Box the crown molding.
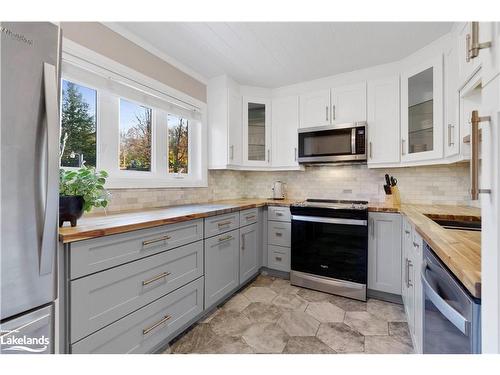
[102,22,208,85]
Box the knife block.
[389,186,401,206]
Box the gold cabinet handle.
[142,235,171,247]
[245,215,256,220]
[470,110,491,200]
[275,212,283,216]
[217,220,232,227]
[467,22,492,61]
[218,234,233,242]
[142,272,170,286]
[275,232,283,237]
[275,256,282,261]
[142,314,171,335]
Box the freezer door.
[0,304,54,354]
[1,22,61,320]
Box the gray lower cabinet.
[204,212,240,238]
[268,245,291,272]
[204,229,240,309]
[71,277,204,354]
[70,240,203,343]
[239,223,259,284]
[367,212,402,295]
[69,219,203,279]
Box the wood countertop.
[59,198,481,298]
[59,199,299,243]
[400,204,481,298]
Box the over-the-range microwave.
[297,122,367,164]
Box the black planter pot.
[59,196,84,227]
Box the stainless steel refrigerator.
[1,22,61,354]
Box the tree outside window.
[60,80,97,168]
[119,99,152,172]
[168,115,189,174]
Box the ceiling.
[109,22,453,88]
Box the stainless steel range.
[290,199,369,301]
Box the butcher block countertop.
[59,198,299,243]
[59,198,481,298]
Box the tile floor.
[165,274,413,354]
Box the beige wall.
[60,22,206,102]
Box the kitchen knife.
[385,174,391,186]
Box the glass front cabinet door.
[401,55,444,162]
[242,97,271,166]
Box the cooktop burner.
[292,199,368,211]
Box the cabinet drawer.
[268,221,291,247]
[267,245,291,272]
[71,277,204,354]
[268,206,291,222]
[204,212,240,238]
[70,219,203,279]
[240,208,258,226]
[70,241,203,343]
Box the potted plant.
[59,167,110,227]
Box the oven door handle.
[291,215,367,226]
[421,261,471,336]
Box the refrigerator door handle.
[39,62,59,276]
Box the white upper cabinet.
[271,96,299,168]
[444,42,460,158]
[331,82,367,124]
[227,90,243,165]
[401,55,444,162]
[299,89,331,128]
[299,83,366,128]
[242,96,272,167]
[458,22,499,87]
[367,76,401,166]
[207,75,242,169]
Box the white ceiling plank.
[111,22,453,88]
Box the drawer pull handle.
[275,232,283,237]
[245,215,256,220]
[142,314,171,335]
[320,264,329,269]
[404,230,410,234]
[218,234,233,242]
[275,212,284,216]
[413,241,420,248]
[142,235,171,247]
[275,256,282,261]
[217,221,232,227]
[142,272,170,286]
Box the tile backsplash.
[97,162,473,213]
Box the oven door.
[297,123,366,163]
[291,215,368,284]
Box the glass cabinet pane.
[408,67,433,154]
[247,102,266,161]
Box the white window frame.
[61,38,207,188]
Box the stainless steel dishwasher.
[422,243,481,354]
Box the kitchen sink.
[429,218,481,232]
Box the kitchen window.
[60,43,207,188]
[60,80,97,168]
[168,114,189,174]
[119,99,152,172]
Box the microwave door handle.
[421,261,470,336]
[351,128,356,154]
